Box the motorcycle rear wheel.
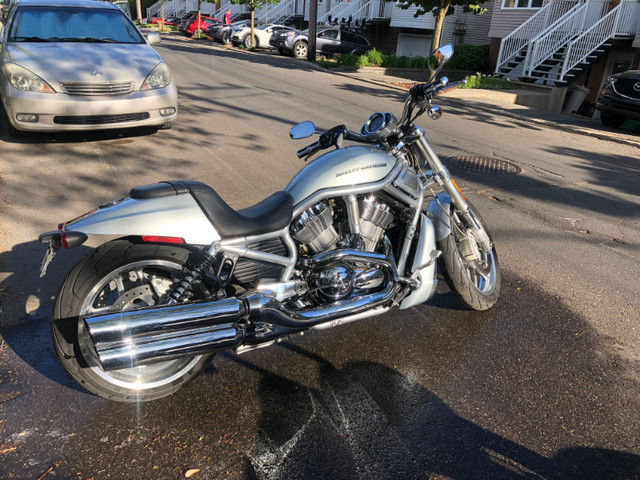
[437,202,501,311]
[52,238,213,402]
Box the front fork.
[409,127,493,253]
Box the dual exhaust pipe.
[84,250,398,371]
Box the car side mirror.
[146,32,161,45]
[427,44,454,72]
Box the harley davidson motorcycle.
[39,45,500,402]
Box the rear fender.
[48,194,221,246]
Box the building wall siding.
[487,0,551,38]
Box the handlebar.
[296,141,322,159]
[294,76,466,159]
[296,125,376,159]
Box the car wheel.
[242,34,253,48]
[600,112,626,128]
[293,41,308,59]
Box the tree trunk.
[430,1,450,53]
[196,1,202,39]
[250,8,255,48]
[427,0,450,80]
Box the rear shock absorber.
[167,248,221,304]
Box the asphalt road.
[0,36,639,480]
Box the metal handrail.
[257,0,297,24]
[523,0,609,76]
[318,0,373,25]
[496,0,578,72]
[559,0,640,81]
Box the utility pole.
[307,0,317,61]
[135,0,142,23]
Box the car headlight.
[141,63,172,90]
[3,63,55,93]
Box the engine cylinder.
[291,203,339,254]
[359,196,394,251]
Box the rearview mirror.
[290,121,316,139]
[427,44,454,72]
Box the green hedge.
[445,44,491,72]
[320,44,490,72]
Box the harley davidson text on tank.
[39,45,501,402]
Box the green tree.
[391,0,488,54]
[230,0,279,47]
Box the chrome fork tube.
[410,127,492,251]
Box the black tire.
[293,40,308,59]
[52,238,213,402]
[242,34,253,48]
[437,202,501,310]
[600,112,625,128]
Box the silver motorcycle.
[39,45,500,402]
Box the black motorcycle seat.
[130,181,294,238]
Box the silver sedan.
[0,0,178,137]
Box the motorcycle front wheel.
[51,238,213,402]
[437,201,501,311]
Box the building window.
[502,0,543,8]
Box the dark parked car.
[270,26,371,59]
[595,70,640,128]
[205,19,251,44]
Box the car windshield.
[8,6,145,43]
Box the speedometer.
[361,112,399,139]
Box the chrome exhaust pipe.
[84,298,245,371]
[84,250,398,371]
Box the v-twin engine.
[291,195,395,254]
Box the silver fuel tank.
[285,146,398,207]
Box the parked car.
[206,19,251,44]
[270,26,371,59]
[179,14,221,37]
[148,16,180,25]
[231,23,294,49]
[0,0,178,137]
[595,70,640,128]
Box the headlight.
[141,63,172,90]
[3,63,55,93]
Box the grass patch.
[460,74,515,90]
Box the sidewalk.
[340,70,640,149]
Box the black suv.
[270,26,371,59]
[595,70,640,128]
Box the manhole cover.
[445,155,521,175]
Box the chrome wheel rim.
[78,259,202,391]
[295,43,307,57]
[453,212,498,295]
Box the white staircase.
[146,0,217,19]
[496,0,640,84]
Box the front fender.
[426,192,452,242]
[59,194,221,245]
